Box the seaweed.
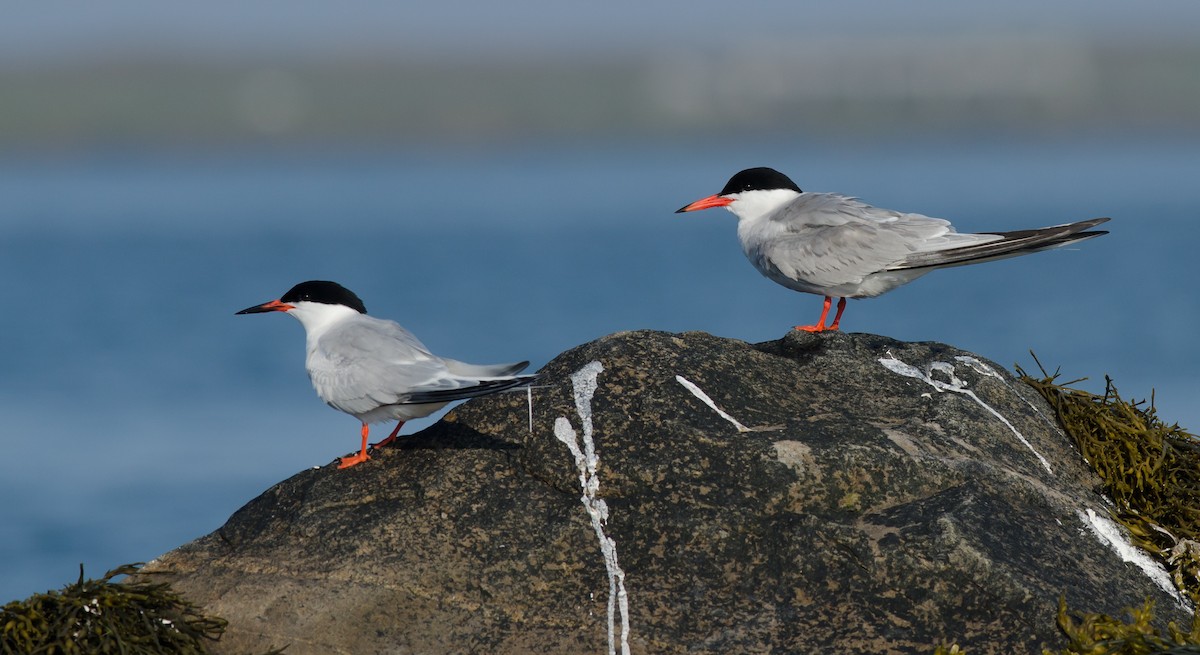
[1,563,283,655]
[1019,356,1200,605]
[1018,357,1200,654]
[932,361,1200,654]
[1046,597,1200,655]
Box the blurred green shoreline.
[4,38,1198,149]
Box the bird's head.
[675,167,803,222]
[236,280,367,332]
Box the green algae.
[1,563,283,655]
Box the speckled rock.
[141,330,1189,654]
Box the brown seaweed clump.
[0,563,283,655]
[1020,360,1200,605]
[1020,360,1200,654]
[1047,597,1200,655]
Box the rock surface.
[142,330,1189,654]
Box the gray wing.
[755,193,999,288]
[310,317,532,415]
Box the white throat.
[725,188,801,223]
[285,301,361,340]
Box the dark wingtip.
[402,375,538,404]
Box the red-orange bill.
[235,299,296,315]
[675,194,733,213]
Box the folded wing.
[311,318,534,416]
[758,193,1002,288]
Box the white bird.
[237,280,535,469]
[677,167,1109,332]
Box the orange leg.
[371,421,406,449]
[795,296,846,333]
[828,297,847,330]
[337,423,372,469]
[796,296,831,332]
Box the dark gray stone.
[142,330,1188,654]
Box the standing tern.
[677,167,1110,332]
[237,280,536,469]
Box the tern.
[677,167,1109,332]
[237,280,535,469]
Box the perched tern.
[677,167,1110,332]
[237,280,535,469]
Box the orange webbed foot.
[339,423,374,469]
[795,296,839,333]
[337,452,371,469]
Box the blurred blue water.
[1,136,1197,601]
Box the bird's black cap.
[719,167,802,195]
[280,280,368,314]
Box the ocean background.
[2,1,1199,603]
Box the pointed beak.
[235,299,295,315]
[675,194,733,213]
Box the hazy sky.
[5,1,1199,64]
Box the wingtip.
[1072,230,1109,242]
[1069,217,1111,239]
[1047,217,1111,230]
